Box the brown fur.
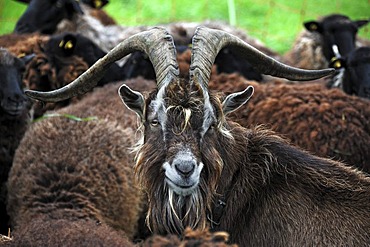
[208,73,370,172]
[1,217,133,247]
[1,221,236,247]
[7,113,142,239]
[133,79,370,246]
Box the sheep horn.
[25,27,179,102]
[189,26,334,88]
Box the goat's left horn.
[25,27,179,102]
[189,26,334,88]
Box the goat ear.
[222,86,254,115]
[304,21,322,33]
[329,57,346,69]
[118,84,145,121]
[354,19,369,29]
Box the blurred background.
[0,0,369,54]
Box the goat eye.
[150,119,160,127]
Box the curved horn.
[25,27,179,102]
[190,26,334,88]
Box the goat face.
[119,79,253,234]
[304,14,369,62]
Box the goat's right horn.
[25,27,179,102]
[190,26,334,89]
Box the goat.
[284,14,369,70]
[25,27,370,246]
[0,48,32,235]
[329,46,370,99]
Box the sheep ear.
[354,19,369,29]
[330,57,346,69]
[18,53,36,65]
[93,0,109,9]
[118,84,145,121]
[304,21,322,33]
[222,86,254,115]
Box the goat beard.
[146,182,211,235]
[135,144,223,236]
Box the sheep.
[283,14,369,70]
[0,48,32,235]
[6,111,144,240]
[25,27,370,246]
[1,217,134,247]
[13,0,113,34]
[328,46,370,99]
[0,31,128,118]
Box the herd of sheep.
[0,0,369,246]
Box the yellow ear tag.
[333,60,342,68]
[94,0,103,8]
[64,40,74,49]
[18,53,26,58]
[59,40,65,48]
[310,24,317,31]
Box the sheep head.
[304,14,369,62]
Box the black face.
[304,14,369,62]
[342,47,370,99]
[0,61,28,117]
[14,0,83,34]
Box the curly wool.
[7,114,143,239]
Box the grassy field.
[0,0,369,54]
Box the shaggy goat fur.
[208,73,370,172]
[121,77,370,246]
[7,113,143,240]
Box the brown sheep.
[1,217,133,247]
[7,113,143,240]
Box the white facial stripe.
[201,91,215,138]
[151,86,168,141]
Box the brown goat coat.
[208,73,370,172]
[128,78,370,246]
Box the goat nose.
[174,160,195,177]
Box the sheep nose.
[174,160,195,178]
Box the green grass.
[0,0,369,54]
